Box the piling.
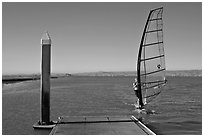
[33,32,56,129]
[40,32,51,124]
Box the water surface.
[2,76,202,134]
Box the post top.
[41,31,51,45]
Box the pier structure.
[50,116,155,135]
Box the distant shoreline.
[2,76,58,84]
[2,70,202,84]
[2,78,39,84]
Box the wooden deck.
[49,116,155,135]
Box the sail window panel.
[147,21,158,32]
[142,82,165,92]
[144,91,161,99]
[141,45,165,60]
[144,69,165,77]
[141,44,164,60]
[143,87,163,102]
[156,20,163,30]
[140,75,164,102]
[141,62,165,74]
[140,75,164,104]
[157,33,164,43]
[144,32,163,45]
[144,93,162,103]
[150,12,157,19]
[151,8,163,19]
[148,13,163,30]
[141,58,165,73]
[141,80,166,91]
[140,75,165,84]
[146,21,163,33]
[160,54,166,71]
[140,57,165,78]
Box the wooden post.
[33,32,55,129]
[40,32,51,124]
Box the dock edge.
[131,116,156,135]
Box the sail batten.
[141,55,164,61]
[150,7,163,11]
[146,29,162,33]
[142,80,166,84]
[143,41,163,47]
[149,18,162,21]
[142,81,166,90]
[140,68,165,76]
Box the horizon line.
[2,69,202,75]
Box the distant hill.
[165,70,202,77]
[73,71,136,77]
[73,70,202,77]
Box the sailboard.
[135,7,167,109]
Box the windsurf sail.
[136,7,167,108]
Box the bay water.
[2,76,202,134]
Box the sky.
[2,2,202,74]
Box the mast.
[137,8,163,108]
